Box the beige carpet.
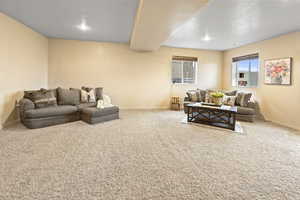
[0,110,300,200]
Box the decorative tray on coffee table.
[201,102,222,107]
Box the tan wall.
[223,32,300,130]
[1,12,299,130]
[48,39,223,109]
[0,13,48,128]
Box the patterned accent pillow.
[81,90,89,103]
[81,86,93,92]
[29,89,57,108]
[223,95,236,106]
[186,90,199,102]
[88,89,96,103]
[81,87,96,103]
[197,89,207,102]
[236,92,252,107]
[224,90,237,96]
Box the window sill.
[172,83,197,85]
[233,86,258,89]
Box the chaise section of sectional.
[81,106,119,124]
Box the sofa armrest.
[247,100,257,110]
[19,98,35,121]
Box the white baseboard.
[266,119,300,131]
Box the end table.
[171,96,181,110]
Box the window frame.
[171,58,198,85]
[231,54,260,88]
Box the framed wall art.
[264,57,292,85]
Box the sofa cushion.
[76,102,97,111]
[237,106,255,115]
[57,87,80,105]
[70,88,81,97]
[95,87,103,100]
[81,106,119,118]
[25,105,78,119]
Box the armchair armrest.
[19,98,35,121]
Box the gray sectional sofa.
[183,89,258,122]
[19,87,119,129]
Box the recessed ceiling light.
[76,19,91,32]
[202,33,211,41]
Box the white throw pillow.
[97,100,105,109]
[81,90,88,103]
[103,95,111,104]
[88,89,96,103]
[97,94,114,109]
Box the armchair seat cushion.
[25,105,78,119]
[237,106,255,115]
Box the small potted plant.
[211,92,224,105]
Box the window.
[232,53,259,87]
[172,56,197,84]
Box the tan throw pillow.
[223,95,236,106]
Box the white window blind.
[232,54,259,87]
[172,56,198,84]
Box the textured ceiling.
[1,0,300,50]
[0,0,139,43]
[164,0,300,50]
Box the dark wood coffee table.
[186,103,237,131]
